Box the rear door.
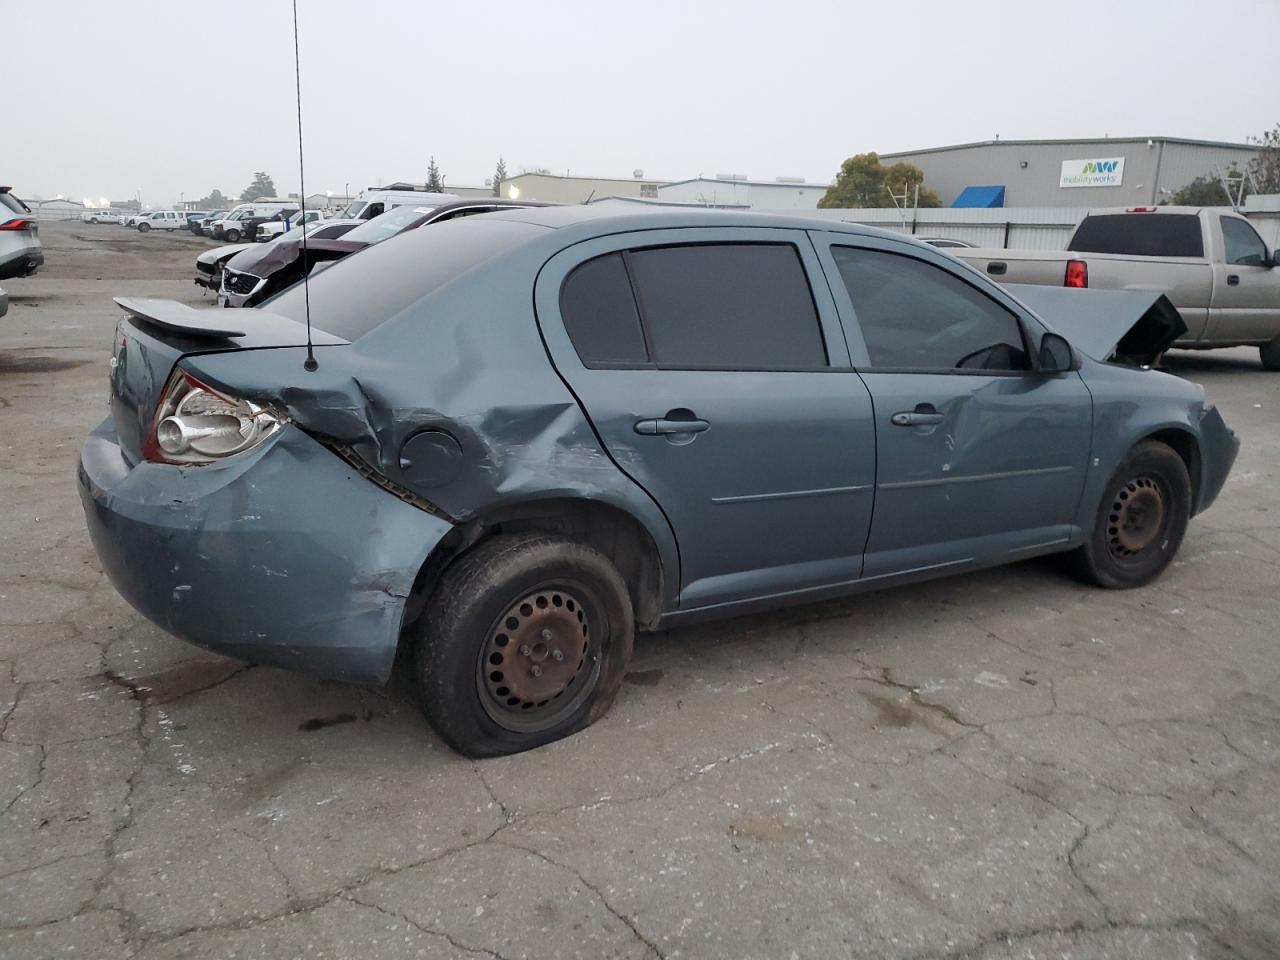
[535,227,877,611]
[1206,214,1280,343]
[815,233,1092,577]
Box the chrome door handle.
[891,407,945,427]
[634,418,710,436]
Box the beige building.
[499,172,667,204]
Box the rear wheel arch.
[406,498,667,636]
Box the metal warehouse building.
[882,137,1259,208]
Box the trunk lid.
[108,298,346,463]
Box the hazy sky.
[10,0,1277,206]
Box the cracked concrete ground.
[2,221,1278,959]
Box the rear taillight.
[0,218,35,231]
[1065,259,1089,288]
[144,369,285,465]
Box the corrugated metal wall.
[806,207,1083,249]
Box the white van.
[137,211,188,232]
[339,187,457,221]
[209,200,299,243]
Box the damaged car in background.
[79,208,1237,757]
[219,199,550,308]
[194,219,354,295]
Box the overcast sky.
[10,0,1277,206]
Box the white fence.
[803,207,1083,250]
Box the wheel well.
[1143,428,1201,511]
[406,499,666,632]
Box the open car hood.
[197,242,254,267]
[1005,284,1187,366]
[225,238,366,276]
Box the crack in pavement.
[341,894,517,960]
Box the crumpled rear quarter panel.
[79,420,451,683]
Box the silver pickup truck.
[953,206,1280,369]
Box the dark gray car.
[79,207,1238,756]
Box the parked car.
[0,187,43,280]
[339,187,458,221]
[191,210,227,236]
[219,200,546,307]
[183,211,211,228]
[219,219,359,306]
[80,208,1238,757]
[209,201,298,243]
[920,237,977,249]
[193,241,254,291]
[82,209,125,225]
[254,209,325,242]
[137,210,190,232]
[953,206,1280,369]
[125,213,151,228]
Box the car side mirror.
[1038,332,1075,374]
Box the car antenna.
[291,0,317,372]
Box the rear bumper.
[78,419,454,684]
[0,247,43,280]
[1194,405,1239,515]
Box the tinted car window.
[560,253,649,366]
[268,218,541,340]
[1221,216,1268,267]
[626,244,826,369]
[832,246,1029,372]
[1,192,30,215]
[1068,214,1204,257]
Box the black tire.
[1260,336,1280,371]
[224,229,240,243]
[137,222,150,233]
[413,535,634,757]
[1068,439,1191,589]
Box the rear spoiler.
[1005,285,1186,366]
[113,297,347,345]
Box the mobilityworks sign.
[1060,157,1125,188]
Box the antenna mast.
[292,0,317,372]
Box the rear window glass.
[266,218,540,340]
[1,192,29,215]
[560,253,649,365]
[626,244,827,369]
[1068,214,1204,258]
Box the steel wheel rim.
[476,581,601,733]
[1107,475,1167,562]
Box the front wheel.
[1067,439,1191,589]
[413,535,634,757]
[224,229,240,243]
[1260,336,1280,371]
[137,223,151,232]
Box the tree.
[492,155,507,197]
[195,188,228,209]
[239,172,276,202]
[818,152,941,209]
[1248,121,1280,193]
[426,157,445,193]
[1167,173,1236,206]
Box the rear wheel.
[1068,439,1191,588]
[1260,336,1280,371]
[413,535,634,757]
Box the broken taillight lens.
[1064,259,1089,288]
[144,369,285,465]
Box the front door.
[1206,214,1280,344]
[815,235,1093,578]
[535,228,877,611]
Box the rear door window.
[1068,213,1204,257]
[559,253,649,366]
[1221,216,1268,266]
[626,244,827,369]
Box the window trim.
[564,239,833,373]
[817,235,1041,377]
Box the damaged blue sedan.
[79,207,1239,756]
